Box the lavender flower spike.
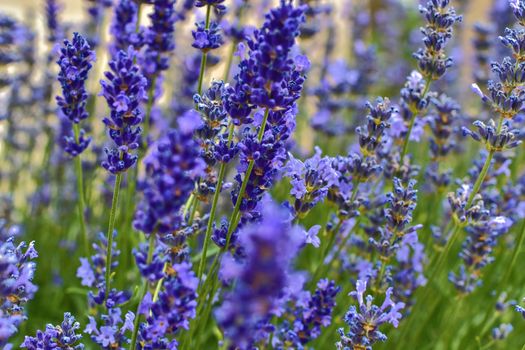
[100,47,147,174]
[337,280,405,349]
[133,110,205,236]
[0,236,38,348]
[56,33,95,156]
[21,313,84,349]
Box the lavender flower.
[414,0,462,80]
[76,232,127,307]
[223,0,306,124]
[472,23,493,87]
[284,147,337,218]
[356,98,396,156]
[45,0,62,44]
[85,309,135,349]
[491,323,513,340]
[392,235,426,306]
[193,80,234,165]
[133,111,205,236]
[77,232,134,349]
[385,178,419,238]
[462,119,521,151]
[337,280,404,349]
[228,1,308,217]
[276,279,340,348]
[56,33,95,156]
[449,205,512,293]
[517,299,525,319]
[0,235,37,348]
[84,0,113,48]
[110,0,143,56]
[215,203,303,349]
[100,47,147,174]
[192,21,224,52]
[21,313,84,349]
[137,262,198,348]
[141,0,177,83]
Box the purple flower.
[100,47,147,174]
[413,0,462,80]
[215,202,303,349]
[517,299,525,319]
[195,0,226,13]
[109,0,143,56]
[138,262,198,347]
[337,280,405,349]
[462,119,521,151]
[275,279,340,348]
[140,0,177,88]
[22,313,84,349]
[223,0,306,123]
[192,21,223,52]
[77,257,95,287]
[304,225,321,248]
[0,236,38,347]
[450,200,513,294]
[56,33,95,156]
[284,147,337,217]
[45,0,62,43]
[133,114,205,236]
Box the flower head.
[337,280,404,349]
[133,112,205,236]
[22,313,84,349]
[56,33,95,156]
[100,47,147,174]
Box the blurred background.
[0,0,491,84]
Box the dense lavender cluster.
[215,203,303,349]
[133,111,205,236]
[5,0,525,349]
[0,233,37,348]
[22,313,84,349]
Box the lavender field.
[1,0,524,349]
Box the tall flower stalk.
[100,47,147,295]
[55,33,95,255]
[399,0,462,161]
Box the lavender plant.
[4,0,525,349]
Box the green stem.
[466,149,496,208]
[197,53,208,96]
[502,218,525,287]
[310,219,343,286]
[129,234,156,350]
[105,173,123,296]
[152,262,168,302]
[197,122,235,282]
[400,79,431,161]
[224,108,270,249]
[196,5,212,95]
[223,42,236,82]
[73,124,89,256]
